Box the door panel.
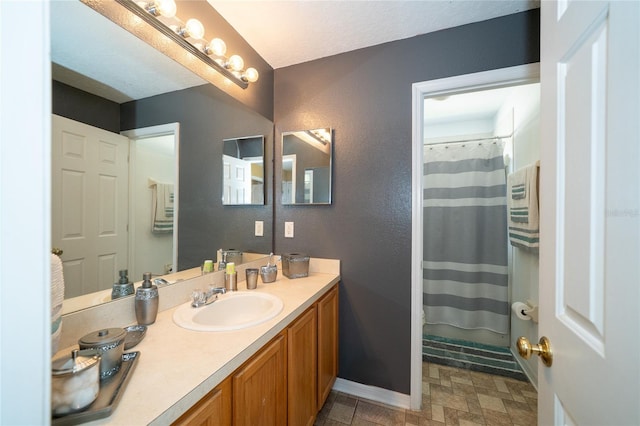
[539,1,639,424]
[52,115,129,298]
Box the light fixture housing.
[100,0,257,89]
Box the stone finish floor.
[315,362,537,426]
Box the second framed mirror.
[223,135,265,205]
[281,128,333,205]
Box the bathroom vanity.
[57,258,340,425]
[174,284,338,426]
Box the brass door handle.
[516,336,553,367]
[52,248,63,256]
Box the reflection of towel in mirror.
[507,162,539,252]
[151,182,174,233]
[51,253,65,354]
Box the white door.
[222,154,251,204]
[538,1,639,424]
[51,115,129,298]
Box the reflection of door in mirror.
[52,116,178,299]
[282,155,297,204]
[52,115,129,299]
[304,167,331,204]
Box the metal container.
[135,272,159,325]
[259,265,278,283]
[52,349,100,415]
[78,328,126,379]
[111,269,134,299]
[281,253,310,279]
[245,268,259,289]
[221,249,243,265]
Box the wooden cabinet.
[172,377,231,426]
[317,285,339,410]
[287,306,317,426]
[232,333,287,426]
[178,284,339,425]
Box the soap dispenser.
[111,269,134,299]
[135,272,158,325]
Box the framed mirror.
[281,128,333,205]
[52,1,273,314]
[222,135,265,205]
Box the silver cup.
[246,268,259,289]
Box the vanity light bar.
[111,0,256,89]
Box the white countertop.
[78,267,340,425]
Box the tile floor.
[315,362,537,426]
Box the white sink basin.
[173,292,284,332]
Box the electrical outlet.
[254,220,264,237]
[284,221,294,238]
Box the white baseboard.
[510,348,538,391]
[332,378,411,410]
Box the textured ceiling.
[207,0,540,69]
[51,1,540,103]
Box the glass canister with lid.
[51,349,100,416]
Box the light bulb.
[146,0,176,18]
[156,0,176,18]
[184,18,205,39]
[227,55,244,72]
[243,67,259,83]
[207,38,227,56]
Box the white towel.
[507,162,539,252]
[51,253,65,354]
[150,181,174,233]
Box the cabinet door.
[317,285,339,410]
[172,377,231,426]
[233,333,287,426]
[288,306,317,426]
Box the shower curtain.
[423,140,509,334]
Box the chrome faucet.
[191,286,226,308]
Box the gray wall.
[52,80,120,133]
[274,10,540,394]
[120,84,274,270]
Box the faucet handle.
[191,289,206,307]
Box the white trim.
[410,63,540,410]
[510,348,539,392]
[122,123,180,273]
[332,378,411,410]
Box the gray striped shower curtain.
[423,140,509,334]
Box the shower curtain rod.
[425,133,513,147]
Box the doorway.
[122,123,180,281]
[410,64,540,409]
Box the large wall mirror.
[222,136,265,205]
[51,1,273,313]
[282,128,333,205]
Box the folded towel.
[51,253,65,354]
[507,162,539,252]
[150,181,174,233]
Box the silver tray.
[52,351,140,426]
